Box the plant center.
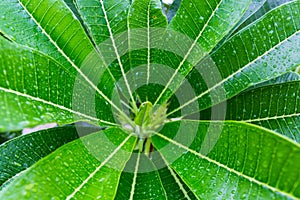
[119,101,168,156]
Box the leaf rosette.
[0,0,300,199]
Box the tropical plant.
[0,0,300,199]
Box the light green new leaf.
[152,120,300,199]
[0,128,136,199]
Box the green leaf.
[0,0,95,69]
[213,0,267,50]
[115,153,167,199]
[152,152,198,199]
[233,0,267,30]
[116,150,192,199]
[134,101,153,126]
[127,0,168,98]
[1,0,300,198]
[226,82,300,142]
[152,120,300,199]
[245,71,300,91]
[0,0,68,67]
[0,0,128,131]
[169,0,251,52]
[199,81,300,142]
[155,0,252,105]
[130,0,167,29]
[0,125,100,187]
[74,0,139,114]
[74,0,132,85]
[231,0,295,37]
[63,0,88,34]
[168,1,300,116]
[75,0,131,45]
[0,127,136,199]
[0,37,108,131]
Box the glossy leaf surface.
[153,120,300,199]
[0,128,136,199]
[0,0,299,199]
[0,126,100,186]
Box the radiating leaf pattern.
[0,0,300,199]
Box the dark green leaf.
[169,1,300,116]
[226,82,300,142]
[200,81,300,142]
[152,151,198,199]
[115,153,167,199]
[231,0,295,37]
[0,0,95,69]
[0,125,99,187]
[155,0,252,105]
[0,127,136,199]
[246,71,300,90]
[0,37,107,131]
[153,120,300,199]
